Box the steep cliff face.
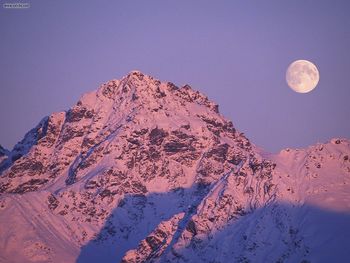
[0,72,349,263]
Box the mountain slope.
[0,145,9,165]
[0,71,349,263]
[120,139,350,263]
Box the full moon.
[286,60,319,93]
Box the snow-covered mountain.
[0,71,349,263]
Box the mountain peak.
[1,72,349,263]
[76,71,220,120]
[129,69,142,74]
[128,70,145,77]
[0,71,236,191]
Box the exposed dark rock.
[167,82,179,91]
[131,181,147,194]
[101,81,119,99]
[0,182,10,193]
[9,160,44,177]
[264,182,274,195]
[223,120,236,134]
[48,194,59,210]
[145,231,166,251]
[61,126,85,143]
[249,158,262,174]
[234,205,246,216]
[66,107,94,123]
[227,151,244,165]
[186,220,197,236]
[148,147,161,161]
[181,124,190,130]
[99,189,117,199]
[171,130,194,140]
[11,179,49,194]
[197,115,237,137]
[164,141,191,153]
[198,115,223,128]
[85,180,100,189]
[207,144,229,162]
[149,128,168,145]
[133,128,149,137]
[155,86,166,98]
[244,186,254,194]
[131,93,139,101]
[127,137,140,145]
[130,71,144,80]
[81,137,96,149]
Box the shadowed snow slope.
[0,71,349,263]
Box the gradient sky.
[1,0,349,153]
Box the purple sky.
[1,1,349,153]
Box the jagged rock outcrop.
[121,213,185,263]
[0,71,349,263]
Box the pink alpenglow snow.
[0,71,349,263]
